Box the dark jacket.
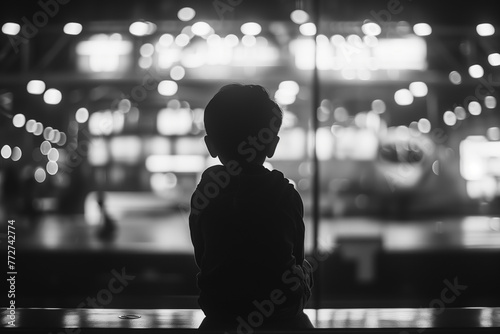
[189,164,312,321]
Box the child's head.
[204,84,283,167]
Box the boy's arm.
[189,191,204,268]
[291,189,314,295]
[291,189,306,265]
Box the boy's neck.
[237,162,268,175]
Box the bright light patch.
[43,88,62,105]
[11,147,22,161]
[362,22,381,36]
[178,7,195,21]
[175,34,190,47]
[443,110,457,126]
[109,136,142,164]
[241,22,261,36]
[454,106,467,120]
[417,118,431,133]
[75,107,89,123]
[157,108,192,135]
[485,96,497,109]
[1,145,12,159]
[290,10,309,24]
[35,168,46,183]
[299,23,316,36]
[359,69,371,80]
[192,22,211,36]
[449,71,462,85]
[316,127,335,160]
[488,53,500,66]
[487,127,500,141]
[43,127,54,141]
[372,37,427,70]
[341,69,356,80]
[51,130,61,144]
[63,22,82,35]
[224,34,239,47]
[468,101,482,115]
[432,160,439,175]
[334,128,378,160]
[476,23,495,36]
[409,81,428,97]
[181,27,194,40]
[76,36,133,72]
[468,64,484,78]
[334,107,349,122]
[12,114,26,128]
[48,148,60,162]
[89,110,115,136]
[146,155,205,173]
[2,22,20,35]
[170,65,185,80]
[354,112,367,128]
[279,81,300,95]
[88,138,109,166]
[150,172,178,193]
[138,56,153,69]
[274,90,296,105]
[140,43,155,57]
[242,35,256,47]
[371,99,386,114]
[413,23,432,36]
[270,128,306,160]
[27,80,46,95]
[394,89,414,106]
[57,133,67,146]
[26,119,36,132]
[159,34,174,47]
[330,34,345,46]
[46,161,58,175]
[40,141,52,155]
[129,21,156,36]
[460,136,500,185]
[363,35,378,47]
[158,80,178,96]
[207,34,222,46]
[34,122,43,136]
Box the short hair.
[204,84,283,164]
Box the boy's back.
[189,84,313,329]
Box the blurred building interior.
[0,0,499,310]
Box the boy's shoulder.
[198,164,238,187]
[200,164,227,179]
[191,164,303,216]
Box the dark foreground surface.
[1,307,500,333]
[3,214,499,309]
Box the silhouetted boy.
[189,84,313,330]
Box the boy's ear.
[266,136,280,158]
[204,136,218,158]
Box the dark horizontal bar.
[1,307,499,332]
